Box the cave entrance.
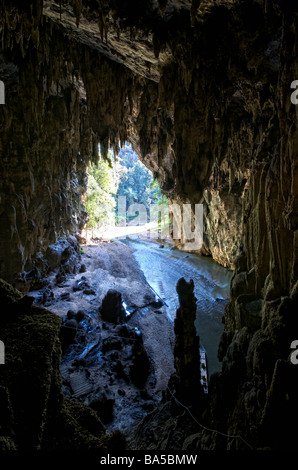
[26,142,231,432]
[80,142,231,379]
[83,142,169,242]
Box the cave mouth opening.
[82,142,169,243]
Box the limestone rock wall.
[0,0,298,451]
[0,5,144,285]
[0,279,126,450]
[0,12,87,284]
[212,4,298,450]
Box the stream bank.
[29,231,232,435]
[31,239,175,433]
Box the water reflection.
[121,238,233,376]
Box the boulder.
[89,394,115,424]
[73,276,90,292]
[46,239,69,271]
[100,289,126,324]
[174,278,202,405]
[129,339,150,388]
[60,318,78,352]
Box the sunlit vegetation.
[83,143,168,236]
[84,158,117,234]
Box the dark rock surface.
[127,277,206,450]
[100,289,126,324]
[173,278,202,406]
[0,0,298,452]
[28,241,175,434]
[0,278,126,451]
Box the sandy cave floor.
[30,239,175,434]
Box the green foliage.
[84,154,117,232]
[116,145,168,223]
[83,143,169,232]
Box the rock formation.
[0,0,298,451]
[100,289,126,324]
[0,279,126,450]
[173,278,202,405]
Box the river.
[120,237,233,377]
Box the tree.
[84,155,117,235]
[83,143,169,234]
[115,145,169,223]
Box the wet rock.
[73,276,90,292]
[67,310,76,320]
[55,267,67,285]
[75,310,86,322]
[60,318,78,352]
[79,264,87,273]
[113,360,129,383]
[102,337,123,353]
[152,299,163,308]
[100,289,126,324]
[141,402,154,412]
[72,357,86,368]
[174,278,202,406]
[60,292,71,301]
[83,288,96,295]
[89,395,115,424]
[129,339,150,388]
[46,239,69,271]
[41,287,55,306]
[115,323,140,340]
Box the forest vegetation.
[83,143,168,235]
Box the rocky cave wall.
[1,0,283,281]
[0,0,298,451]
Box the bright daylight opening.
[82,142,169,242]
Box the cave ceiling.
[42,0,231,81]
[42,0,173,82]
[1,0,295,283]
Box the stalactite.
[1,0,298,451]
[191,0,201,25]
[152,33,161,59]
[71,0,82,28]
[157,0,168,16]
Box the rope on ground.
[159,367,254,451]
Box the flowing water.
[120,237,233,377]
